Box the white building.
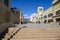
[30,13,38,23]
[37,7,43,23]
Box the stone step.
[10,28,60,40]
[11,38,60,40]
[2,27,20,40]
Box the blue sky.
[11,0,53,19]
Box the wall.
[0,0,20,24]
[52,1,60,25]
[43,7,52,24]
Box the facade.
[20,10,24,24]
[0,0,11,23]
[52,0,60,25]
[32,15,37,23]
[30,14,38,23]
[37,7,43,23]
[11,8,20,24]
[0,0,22,39]
[43,7,53,24]
[0,0,20,24]
[43,0,60,25]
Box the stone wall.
[0,1,20,24]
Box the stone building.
[37,7,43,23]
[30,13,38,23]
[20,10,24,24]
[0,0,21,39]
[0,0,20,24]
[10,8,20,24]
[0,0,11,23]
[43,7,53,24]
[52,0,60,25]
[43,0,60,25]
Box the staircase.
[10,28,60,40]
[2,27,20,40]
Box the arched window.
[56,10,60,15]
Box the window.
[44,15,47,18]
[56,18,60,22]
[56,10,60,15]
[48,13,53,17]
[44,20,47,23]
[48,19,53,22]
[4,0,9,6]
[39,8,42,11]
[41,17,43,19]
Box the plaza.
[0,0,60,40]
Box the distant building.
[38,7,43,15]
[20,10,24,24]
[30,13,38,23]
[32,14,37,23]
[24,19,30,24]
[37,7,43,23]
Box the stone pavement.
[17,23,60,28]
[10,28,60,40]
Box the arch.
[56,9,60,15]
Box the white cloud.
[23,14,30,19]
[30,13,37,18]
[31,13,37,17]
[23,13,37,19]
[24,14,27,17]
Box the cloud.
[23,13,37,19]
[24,14,27,17]
[23,14,30,19]
[31,13,37,17]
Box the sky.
[11,0,53,19]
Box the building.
[20,10,24,24]
[30,13,38,23]
[11,8,20,24]
[43,0,60,25]
[0,0,11,23]
[32,14,37,23]
[24,19,30,24]
[37,7,43,23]
[0,0,20,24]
[43,7,53,24]
[0,0,21,39]
[52,0,60,25]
